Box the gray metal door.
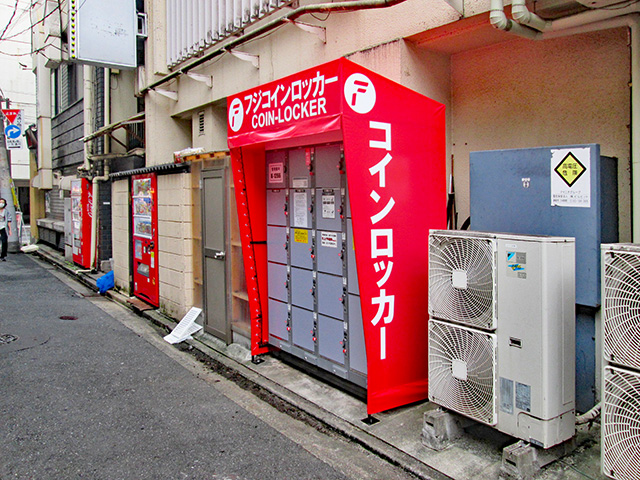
[202,168,230,342]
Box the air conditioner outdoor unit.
[428,230,576,449]
[601,244,640,480]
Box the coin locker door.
[290,227,313,270]
[267,225,288,264]
[268,262,288,303]
[292,306,315,353]
[266,189,287,226]
[314,144,342,189]
[291,188,313,230]
[269,298,289,342]
[316,231,343,276]
[347,219,359,295]
[289,148,313,189]
[348,294,367,375]
[316,188,343,232]
[291,267,314,311]
[319,314,345,365]
[266,150,287,189]
[317,272,345,320]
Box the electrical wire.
[0,0,21,41]
[310,11,331,21]
[0,1,60,43]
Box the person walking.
[0,197,12,261]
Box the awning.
[109,161,190,179]
[83,112,145,150]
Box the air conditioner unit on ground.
[428,230,576,449]
[601,244,640,480]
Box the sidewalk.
[30,245,605,480]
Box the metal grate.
[603,249,640,370]
[198,111,205,136]
[428,319,497,425]
[429,233,497,330]
[602,366,640,480]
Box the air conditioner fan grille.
[602,366,640,480]
[603,250,640,370]
[428,319,497,425]
[429,235,495,330]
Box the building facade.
[31,0,634,413]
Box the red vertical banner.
[231,145,270,355]
[341,61,447,414]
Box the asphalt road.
[0,253,415,480]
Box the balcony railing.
[166,0,288,68]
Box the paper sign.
[320,231,338,248]
[294,228,309,244]
[164,307,203,344]
[268,163,284,184]
[322,193,336,219]
[551,147,591,208]
[293,190,308,228]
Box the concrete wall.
[450,28,631,240]
[134,0,633,319]
[112,179,130,294]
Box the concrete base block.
[421,409,473,451]
[499,438,577,480]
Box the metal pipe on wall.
[491,1,640,241]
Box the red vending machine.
[132,173,159,306]
[71,178,93,268]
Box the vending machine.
[71,178,93,268]
[131,173,159,306]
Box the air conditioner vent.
[603,249,640,370]
[428,319,497,425]
[602,366,640,480]
[429,233,496,330]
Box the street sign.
[2,109,23,150]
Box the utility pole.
[0,99,20,253]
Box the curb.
[31,248,450,480]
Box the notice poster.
[550,147,591,208]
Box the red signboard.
[228,58,446,414]
[2,109,20,124]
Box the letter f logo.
[344,73,376,114]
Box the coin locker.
[266,144,366,387]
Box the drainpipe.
[489,0,540,39]
[511,0,550,32]
[82,66,93,172]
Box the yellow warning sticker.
[294,229,309,244]
[554,152,586,188]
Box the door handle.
[214,251,226,260]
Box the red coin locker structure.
[71,178,93,269]
[227,58,446,414]
[132,173,159,307]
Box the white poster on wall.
[550,147,591,208]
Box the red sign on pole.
[2,109,20,124]
[228,58,446,414]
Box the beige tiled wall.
[157,172,195,318]
[111,179,130,294]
